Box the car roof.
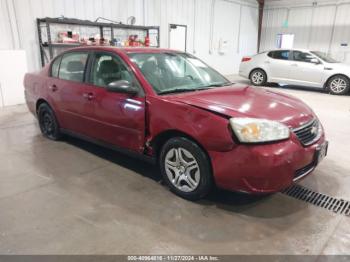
[68,46,184,54]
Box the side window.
[51,57,61,78]
[272,50,290,60]
[90,53,135,87]
[59,52,88,82]
[292,51,315,63]
[267,51,274,58]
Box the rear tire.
[38,103,62,140]
[159,137,213,201]
[327,75,350,95]
[250,69,267,86]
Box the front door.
[288,51,325,88]
[83,52,146,153]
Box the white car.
[239,49,350,95]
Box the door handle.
[49,85,58,92]
[264,61,270,64]
[290,64,298,67]
[83,92,94,101]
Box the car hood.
[166,84,315,128]
[325,62,350,73]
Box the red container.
[145,36,150,47]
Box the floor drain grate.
[282,184,350,217]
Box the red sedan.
[24,47,328,200]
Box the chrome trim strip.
[293,166,315,182]
[292,118,315,132]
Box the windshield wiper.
[157,82,233,95]
[158,88,199,95]
[202,82,233,88]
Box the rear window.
[59,52,89,82]
[268,50,290,60]
[51,57,61,78]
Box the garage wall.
[0,0,258,75]
[0,0,14,50]
[261,0,350,64]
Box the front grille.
[294,161,315,181]
[293,119,320,146]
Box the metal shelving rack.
[37,17,160,67]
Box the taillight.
[242,57,252,62]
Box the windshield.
[311,51,339,63]
[128,52,231,94]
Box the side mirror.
[106,80,138,95]
[311,58,321,65]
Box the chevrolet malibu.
[24,47,328,200]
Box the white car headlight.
[229,118,290,143]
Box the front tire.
[38,103,62,140]
[159,137,213,201]
[327,75,350,95]
[250,69,267,86]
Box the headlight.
[229,118,290,143]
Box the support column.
[257,0,264,52]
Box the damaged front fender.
[146,96,236,154]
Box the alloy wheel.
[330,78,347,94]
[252,71,264,85]
[164,147,200,193]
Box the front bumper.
[209,133,326,194]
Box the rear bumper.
[238,70,249,79]
[209,134,326,194]
[24,90,36,116]
[238,63,251,79]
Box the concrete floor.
[0,76,349,255]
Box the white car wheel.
[250,69,267,86]
[328,76,350,95]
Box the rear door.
[267,50,293,83]
[83,51,146,152]
[288,51,324,87]
[53,51,97,135]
